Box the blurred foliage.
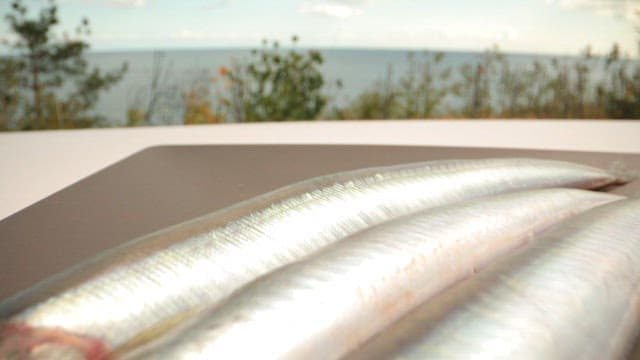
[2,3,639,130]
[597,44,640,119]
[126,107,146,127]
[455,49,497,118]
[0,58,23,130]
[333,65,397,120]
[182,80,224,125]
[331,52,453,120]
[121,34,639,125]
[126,51,184,127]
[218,36,338,122]
[399,52,453,118]
[335,43,640,120]
[126,63,224,126]
[0,0,126,131]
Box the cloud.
[107,0,147,7]
[439,23,520,43]
[545,0,639,21]
[59,0,149,7]
[201,0,235,10]
[298,1,363,19]
[172,29,208,40]
[329,0,386,3]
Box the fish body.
[135,189,622,360]
[360,198,640,360]
[0,158,619,358]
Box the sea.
[85,48,589,125]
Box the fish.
[0,158,620,359]
[129,189,623,360]
[350,198,640,360]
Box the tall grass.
[334,44,640,120]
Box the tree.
[219,36,331,122]
[495,53,530,117]
[0,57,23,130]
[126,51,182,126]
[596,43,640,119]
[397,51,452,118]
[1,0,127,130]
[337,53,452,120]
[182,73,225,125]
[339,65,399,120]
[453,48,498,118]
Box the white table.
[1,120,639,220]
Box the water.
[86,48,587,125]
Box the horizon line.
[78,44,623,59]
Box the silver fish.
[132,189,623,360]
[0,158,619,359]
[354,198,640,360]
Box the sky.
[0,0,639,56]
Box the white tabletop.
[1,120,639,221]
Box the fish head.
[0,323,110,360]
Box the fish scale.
[351,198,640,360]
[132,189,623,360]
[0,158,620,358]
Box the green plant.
[182,78,225,125]
[596,43,640,119]
[338,52,453,120]
[1,0,127,130]
[0,57,24,130]
[397,51,452,118]
[126,51,184,126]
[453,48,499,118]
[340,65,398,120]
[220,36,332,122]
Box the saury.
[132,189,622,359]
[350,198,640,360]
[0,158,620,358]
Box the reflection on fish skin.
[362,198,640,360]
[0,158,620,358]
[132,189,623,360]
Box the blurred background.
[0,0,638,130]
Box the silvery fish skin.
[0,158,619,359]
[357,198,640,360]
[133,189,623,360]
